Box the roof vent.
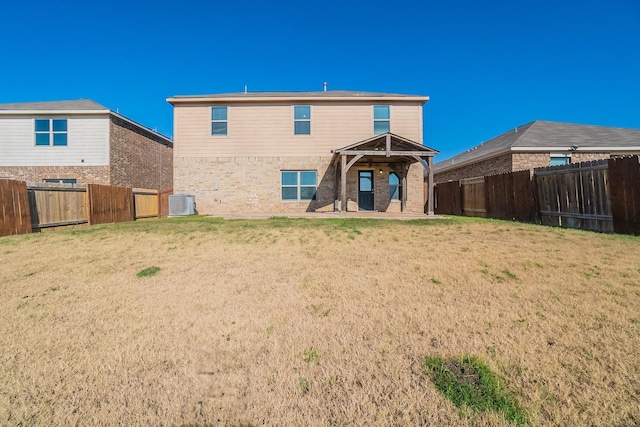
[169,194,196,216]
[323,82,327,92]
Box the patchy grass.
[423,355,528,425]
[136,266,161,278]
[0,216,639,425]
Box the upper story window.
[373,105,390,134]
[211,107,228,136]
[294,106,311,135]
[35,119,67,146]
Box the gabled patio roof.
[333,132,438,158]
[331,133,438,215]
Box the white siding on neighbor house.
[0,115,109,166]
[174,101,424,158]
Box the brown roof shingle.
[435,120,640,173]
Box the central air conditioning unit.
[168,194,196,216]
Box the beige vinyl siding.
[390,103,423,141]
[174,101,423,158]
[0,115,109,166]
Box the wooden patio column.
[401,163,408,212]
[333,161,340,211]
[427,156,435,215]
[341,154,347,214]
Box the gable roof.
[168,90,429,104]
[435,120,640,173]
[0,99,109,112]
[334,132,438,155]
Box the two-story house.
[0,100,173,189]
[167,90,437,214]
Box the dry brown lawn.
[0,216,639,426]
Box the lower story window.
[44,178,77,184]
[550,154,571,166]
[281,171,317,201]
[389,172,401,200]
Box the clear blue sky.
[2,0,638,160]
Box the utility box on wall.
[168,194,196,216]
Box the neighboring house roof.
[0,99,172,145]
[435,120,640,173]
[167,90,429,104]
[0,99,109,112]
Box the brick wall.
[434,153,512,183]
[511,153,551,171]
[572,152,610,163]
[174,156,426,214]
[0,166,109,184]
[109,115,173,189]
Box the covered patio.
[331,133,439,215]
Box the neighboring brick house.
[167,90,438,214]
[0,100,173,189]
[434,120,640,183]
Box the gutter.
[167,95,430,105]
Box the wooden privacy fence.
[158,187,172,218]
[0,180,173,237]
[88,184,134,225]
[461,178,485,217]
[434,181,462,215]
[434,155,640,234]
[486,170,535,222]
[534,160,611,232]
[28,183,89,229]
[0,180,31,236]
[609,156,640,234]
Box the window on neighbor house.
[550,154,571,166]
[373,105,390,135]
[43,178,77,185]
[389,172,401,201]
[35,119,67,146]
[211,106,228,136]
[294,106,311,135]
[281,171,317,201]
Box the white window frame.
[293,105,311,135]
[373,105,390,135]
[34,118,68,146]
[550,153,571,166]
[43,178,77,185]
[389,172,401,201]
[211,106,228,136]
